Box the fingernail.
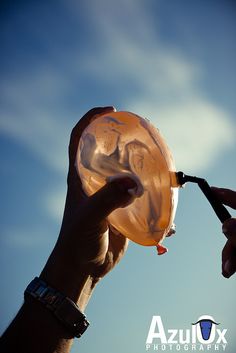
[222,259,232,278]
[103,106,116,112]
[224,259,231,273]
[107,174,144,197]
[127,187,138,197]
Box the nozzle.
[176,171,204,186]
[176,171,231,224]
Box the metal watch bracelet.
[24,277,90,338]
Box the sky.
[0,0,236,352]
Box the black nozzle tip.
[176,171,186,186]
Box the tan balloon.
[76,111,178,250]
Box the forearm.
[0,106,129,353]
[0,297,74,353]
[0,242,99,353]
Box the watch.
[24,277,90,338]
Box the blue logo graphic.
[192,316,220,341]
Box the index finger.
[211,187,236,210]
[69,106,116,166]
[66,106,116,199]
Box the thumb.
[83,174,144,225]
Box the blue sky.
[0,0,236,352]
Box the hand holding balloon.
[39,106,144,313]
[76,110,179,252]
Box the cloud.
[0,70,72,173]
[128,99,235,173]
[78,0,236,173]
[0,0,235,223]
[1,0,234,175]
[43,187,66,222]
[1,227,54,249]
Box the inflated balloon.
[75,111,179,254]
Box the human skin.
[1,108,235,353]
[0,106,141,353]
[211,187,236,278]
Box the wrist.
[24,277,90,338]
[40,243,100,311]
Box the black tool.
[176,171,231,224]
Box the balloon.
[75,111,179,252]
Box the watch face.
[75,319,90,338]
[34,284,47,296]
[76,111,178,248]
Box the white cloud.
[128,99,235,173]
[1,0,235,223]
[78,0,235,174]
[1,227,54,249]
[0,73,71,173]
[44,187,66,222]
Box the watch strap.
[24,277,90,338]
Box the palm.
[95,227,129,278]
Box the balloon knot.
[156,243,168,255]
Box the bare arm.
[0,107,140,353]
